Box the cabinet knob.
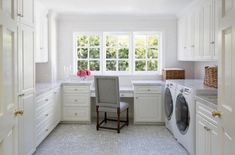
[74,113,78,116]
[212,111,221,118]
[210,41,215,44]
[45,114,49,117]
[14,110,24,117]
[45,99,49,101]
[17,13,23,17]
[191,45,195,48]
[18,93,25,97]
[74,99,78,102]
[45,129,49,132]
[204,126,210,131]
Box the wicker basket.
[204,66,218,88]
[162,68,185,80]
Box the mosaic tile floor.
[34,123,189,155]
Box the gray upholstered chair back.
[95,76,120,108]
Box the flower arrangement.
[77,69,91,80]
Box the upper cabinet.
[177,0,218,61]
[35,0,48,63]
[17,0,35,27]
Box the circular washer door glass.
[175,94,190,135]
[164,88,173,120]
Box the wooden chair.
[94,76,129,133]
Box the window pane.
[148,35,158,46]
[118,48,129,59]
[77,48,88,59]
[89,48,100,59]
[106,36,118,47]
[118,35,129,47]
[77,35,89,47]
[135,48,146,59]
[89,60,100,71]
[106,48,117,59]
[147,48,158,59]
[147,60,158,71]
[135,60,146,71]
[134,35,146,46]
[77,60,88,70]
[118,60,129,71]
[106,60,116,71]
[89,36,100,46]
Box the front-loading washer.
[164,81,177,137]
[175,85,195,155]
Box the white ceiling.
[38,0,195,15]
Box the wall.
[194,61,218,79]
[57,14,195,86]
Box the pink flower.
[85,69,91,76]
[77,69,91,77]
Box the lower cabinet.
[35,87,61,147]
[196,102,222,155]
[133,85,162,124]
[62,85,91,122]
[18,92,35,155]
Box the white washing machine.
[174,85,195,155]
[164,81,177,137]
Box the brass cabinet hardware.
[14,110,24,117]
[212,111,222,118]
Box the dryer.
[175,85,195,155]
[164,81,177,136]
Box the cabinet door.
[196,114,207,155]
[18,93,35,155]
[134,94,161,123]
[18,25,35,94]
[177,18,185,60]
[203,0,212,60]
[194,6,204,60]
[207,121,221,155]
[20,0,34,26]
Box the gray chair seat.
[99,102,129,113]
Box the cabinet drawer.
[196,101,218,125]
[36,93,54,109]
[134,86,161,94]
[63,94,89,106]
[63,107,90,122]
[63,86,90,94]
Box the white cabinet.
[177,0,217,61]
[133,85,162,124]
[35,0,48,63]
[35,87,61,147]
[18,24,35,94]
[17,0,35,27]
[196,101,222,155]
[18,93,35,155]
[62,85,91,122]
[17,23,35,155]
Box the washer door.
[175,94,190,135]
[164,88,173,120]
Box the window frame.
[103,32,132,75]
[73,32,103,75]
[133,32,162,75]
[73,31,162,76]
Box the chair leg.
[117,108,120,133]
[126,108,129,126]
[104,112,107,123]
[96,106,99,131]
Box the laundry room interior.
[0,0,234,155]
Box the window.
[134,33,160,72]
[104,33,130,72]
[74,32,162,75]
[75,33,101,73]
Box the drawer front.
[196,101,218,125]
[134,86,161,94]
[36,93,54,109]
[63,94,90,106]
[63,107,90,122]
[35,99,55,118]
[63,86,90,94]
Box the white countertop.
[36,82,62,97]
[132,80,163,86]
[167,79,217,91]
